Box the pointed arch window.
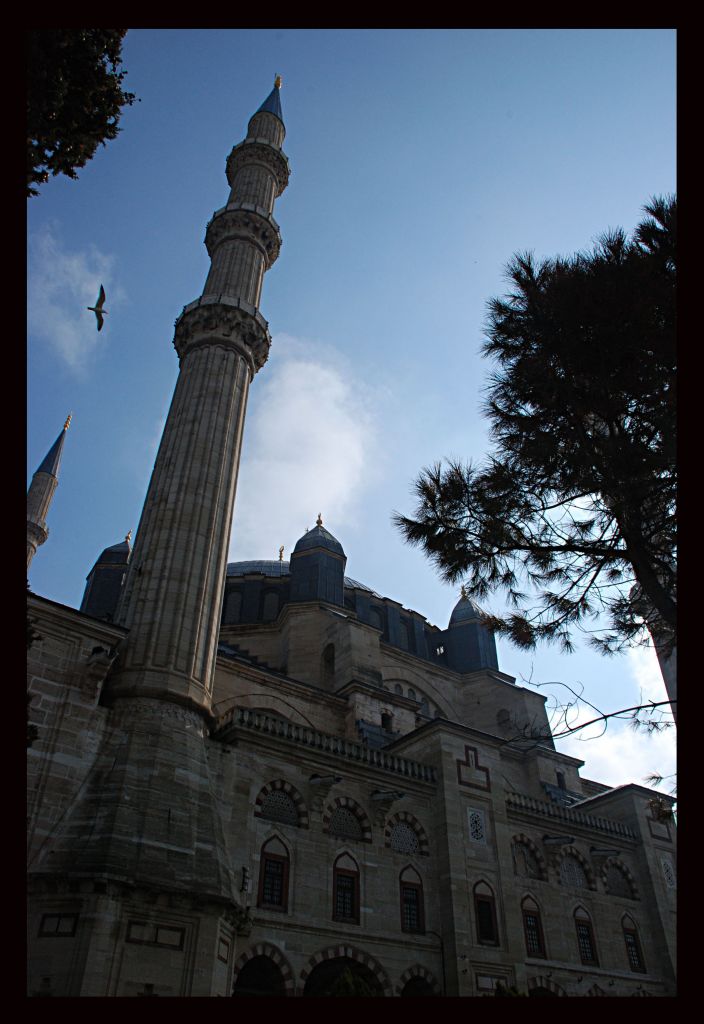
[521,896,546,958]
[333,853,359,924]
[399,866,425,934]
[574,907,598,965]
[257,837,289,912]
[473,881,499,945]
[622,915,646,973]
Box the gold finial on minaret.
[63,413,72,431]
[274,74,282,89]
[125,530,132,544]
[316,513,323,527]
[278,545,284,561]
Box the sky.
[27,29,676,797]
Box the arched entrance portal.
[233,955,286,996]
[303,957,384,997]
[400,976,436,996]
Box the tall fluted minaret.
[108,78,289,713]
[26,414,71,569]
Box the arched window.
[574,907,598,965]
[322,643,335,686]
[333,853,359,924]
[390,822,420,855]
[521,896,546,958]
[381,711,393,731]
[473,881,498,945]
[328,807,363,841]
[259,790,299,827]
[605,861,635,898]
[622,915,646,973]
[394,683,403,695]
[560,854,588,889]
[257,837,289,912]
[407,688,416,701]
[399,866,424,934]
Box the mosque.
[27,79,676,997]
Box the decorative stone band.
[214,707,437,783]
[205,203,282,268]
[506,791,637,840]
[174,300,271,374]
[108,696,209,736]
[226,138,290,196]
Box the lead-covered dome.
[293,522,345,558]
[449,593,485,625]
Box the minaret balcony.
[226,138,290,196]
[173,298,272,374]
[205,203,282,267]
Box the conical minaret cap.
[35,415,71,478]
[254,75,284,125]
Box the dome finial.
[274,74,282,89]
[125,530,132,544]
[278,545,284,561]
[316,512,323,527]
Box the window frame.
[473,885,499,946]
[399,874,425,935]
[521,900,546,959]
[574,911,599,966]
[257,841,290,913]
[623,924,646,973]
[333,864,360,924]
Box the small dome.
[293,523,345,558]
[449,594,485,625]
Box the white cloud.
[229,334,380,560]
[28,223,122,373]
[553,644,676,795]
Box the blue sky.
[27,28,676,793]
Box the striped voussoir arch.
[322,796,372,842]
[511,832,548,879]
[254,778,309,828]
[396,964,441,996]
[384,811,429,855]
[300,944,393,997]
[558,845,598,889]
[233,942,295,995]
[601,856,640,898]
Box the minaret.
[26,414,71,569]
[108,78,289,713]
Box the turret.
[80,532,132,621]
[26,414,71,569]
[289,514,347,607]
[444,589,499,673]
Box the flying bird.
[87,285,108,331]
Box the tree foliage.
[27,30,136,197]
[395,197,676,660]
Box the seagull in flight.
[87,285,108,331]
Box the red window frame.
[522,906,546,958]
[474,891,499,945]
